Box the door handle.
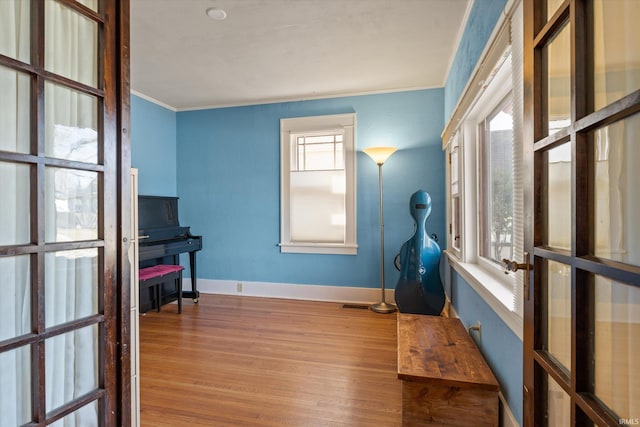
[502,252,532,300]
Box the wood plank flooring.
[139,294,401,426]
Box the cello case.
[394,190,445,315]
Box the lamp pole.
[370,161,396,313]
[363,146,397,314]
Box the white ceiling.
[130,0,471,111]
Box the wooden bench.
[139,265,184,313]
[397,313,500,426]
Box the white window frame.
[468,59,514,278]
[449,134,462,256]
[444,2,524,339]
[280,113,357,255]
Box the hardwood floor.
[139,294,401,426]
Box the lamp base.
[370,301,397,314]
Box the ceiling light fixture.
[206,7,227,20]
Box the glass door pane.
[45,167,99,242]
[45,249,99,328]
[0,255,31,340]
[45,325,99,413]
[591,112,640,267]
[546,24,571,135]
[44,82,99,163]
[0,0,30,62]
[0,65,30,154]
[77,0,98,13]
[544,142,572,251]
[0,345,31,425]
[45,0,98,88]
[545,260,571,371]
[0,162,30,245]
[546,0,564,21]
[547,373,571,426]
[594,275,640,420]
[593,0,640,111]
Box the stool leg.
[177,272,183,314]
[156,283,161,312]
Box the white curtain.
[1,0,99,426]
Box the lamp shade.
[363,146,397,165]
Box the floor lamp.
[363,146,397,314]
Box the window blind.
[511,2,524,316]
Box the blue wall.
[176,89,445,288]
[131,95,178,196]
[450,270,523,423]
[444,0,507,121]
[444,0,522,424]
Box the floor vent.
[342,304,370,310]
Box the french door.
[0,0,130,426]
[523,0,640,425]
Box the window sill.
[446,252,523,340]
[279,243,357,255]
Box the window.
[479,94,514,265]
[443,2,525,337]
[449,136,461,254]
[280,114,357,255]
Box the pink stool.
[139,264,185,313]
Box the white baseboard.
[500,392,520,427]
[183,278,395,305]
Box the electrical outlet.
[236,282,243,293]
